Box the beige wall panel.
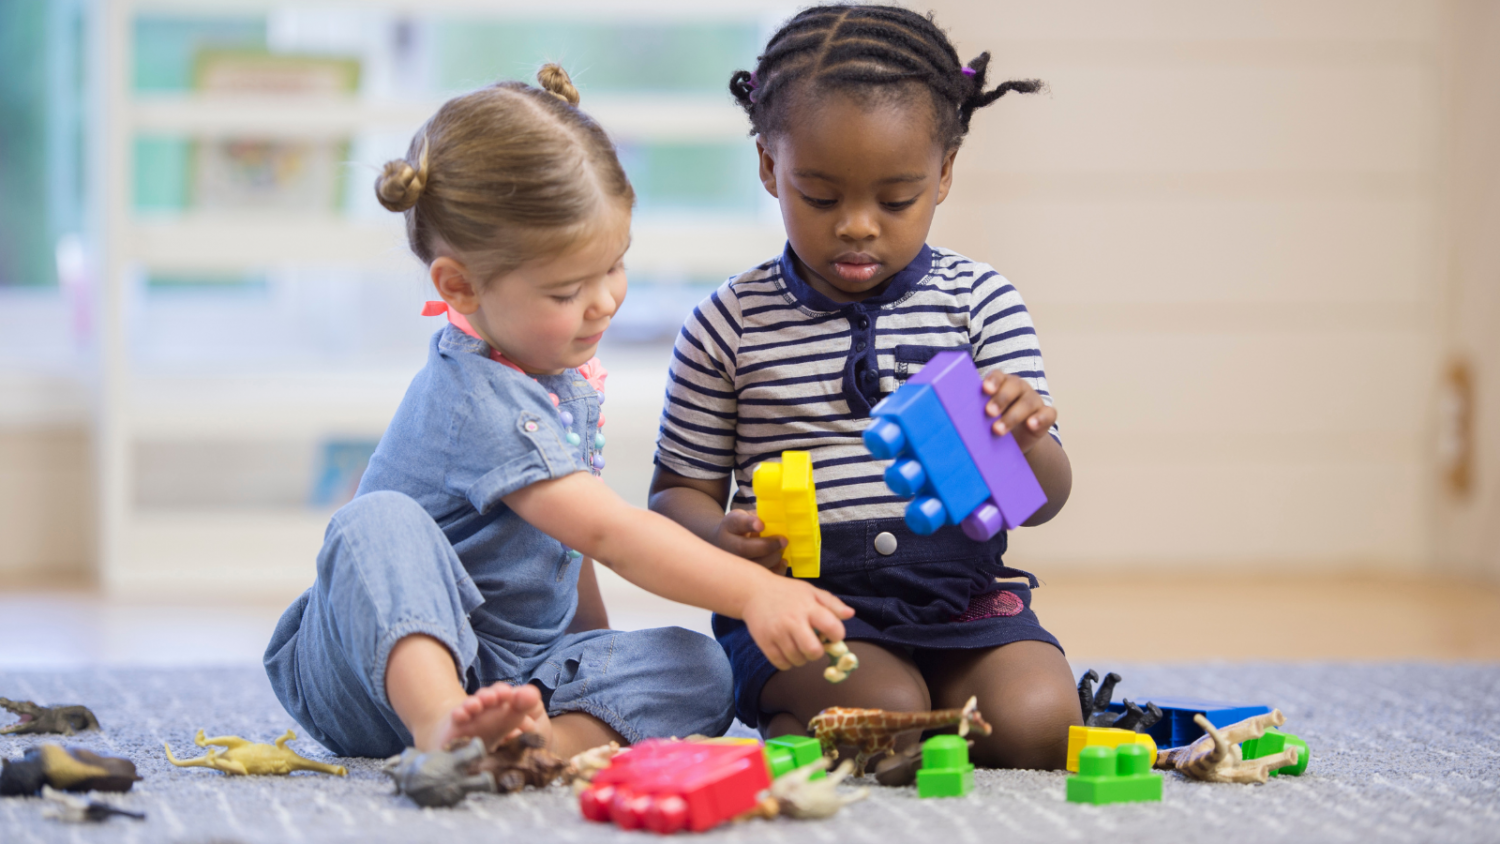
[930,0,1439,43]
[933,196,1435,305]
[0,429,92,577]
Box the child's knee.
[973,680,1082,770]
[624,627,735,737]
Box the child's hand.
[982,370,1057,455]
[714,510,788,572]
[741,578,853,671]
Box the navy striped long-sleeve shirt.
[654,243,1056,525]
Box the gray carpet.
[2,662,1497,843]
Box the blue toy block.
[1107,696,1273,748]
[865,384,990,535]
[908,351,1046,532]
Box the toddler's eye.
[552,291,581,304]
[882,198,919,211]
[799,193,837,209]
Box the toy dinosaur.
[1155,710,1300,783]
[742,758,869,820]
[164,729,347,777]
[41,786,145,823]
[384,732,572,807]
[567,741,622,793]
[0,698,100,736]
[809,695,992,776]
[822,638,860,683]
[476,731,569,792]
[0,745,141,795]
[1077,670,1162,732]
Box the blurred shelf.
[128,368,415,439]
[131,94,750,142]
[126,217,786,276]
[111,507,332,598]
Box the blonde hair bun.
[537,63,581,106]
[375,143,429,212]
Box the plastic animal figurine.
[567,741,622,793]
[477,731,569,792]
[164,729,347,777]
[384,738,497,808]
[41,786,145,823]
[0,698,100,736]
[0,745,141,795]
[871,742,924,786]
[809,695,993,776]
[822,638,860,683]
[1077,670,1162,732]
[743,758,868,820]
[1155,710,1301,783]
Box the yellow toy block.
[753,450,821,578]
[1066,726,1158,773]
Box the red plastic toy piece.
[578,740,771,834]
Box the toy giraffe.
[808,696,992,776]
[165,729,347,777]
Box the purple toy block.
[865,383,990,535]
[909,351,1047,531]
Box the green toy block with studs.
[764,735,826,780]
[916,735,973,798]
[1066,744,1162,805]
[1240,729,1309,776]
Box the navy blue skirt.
[714,517,1062,728]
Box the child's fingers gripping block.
[752,450,821,578]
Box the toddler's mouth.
[832,259,881,283]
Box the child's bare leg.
[386,634,547,752]
[761,641,930,758]
[550,713,626,759]
[921,640,1082,770]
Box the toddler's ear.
[430,256,480,315]
[935,149,958,205]
[755,136,780,198]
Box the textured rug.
[1,662,1497,844]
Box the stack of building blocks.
[1065,726,1159,773]
[1107,696,1272,748]
[1066,744,1162,805]
[578,740,771,834]
[863,351,1046,540]
[753,450,821,578]
[1240,729,1310,776]
[916,735,973,798]
[764,735,826,780]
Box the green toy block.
[1066,744,1162,805]
[916,735,973,798]
[1241,729,1309,776]
[764,735,826,780]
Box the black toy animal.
[1077,669,1163,733]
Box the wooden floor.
[1,572,1497,669]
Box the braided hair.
[729,4,1042,149]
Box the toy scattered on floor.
[1110,695,1272,749]
[822,637,860,683]
[1155,710,1300,783]
[1240,728,1310,777]
[1065,725,1159,773]
[809,695,992,776]
[1077,670,1162,733]
[579,739,771,834]
[864,350,1046,540]
[748,758,868,820]
[480,731,570,792]
[916,734,974,798]
[568,741,623,792]
[1067,743,1163,805]
[0,698,100,736]
[753,450,821,578]
[871,742,923,786]
[164,729,347,777]
[0,745,141,795]
[40,786,145,823]
[385,732,571,807]
[764,735,825,780]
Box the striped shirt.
[654,244,1056,525]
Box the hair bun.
[375,143,429,212]
[537,63,581,106]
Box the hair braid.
[730,4,1043,149]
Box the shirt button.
[856,341,867,352]
[874,532,898,556]
[858,317,869,329]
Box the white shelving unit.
[93,0,786,597]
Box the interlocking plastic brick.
[1107,696,1272,748]
[753,450,821,578]
[764,735,826,780]
[1065,725,1159,773]
[908,351,1046,532]
[865,384,989,535]
[916,735,974,798]
[1066,744,1162,805]
[578,740,771,834]
[1240,729,1309,776]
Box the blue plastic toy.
[1107,696,1273,749]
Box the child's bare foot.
[413,682,550,752]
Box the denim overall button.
[874,532,898,556]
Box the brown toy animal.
[0,699,100,736]
[809,695,992,776]
[1155,709,1301,783]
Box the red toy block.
[579,740,771,834]
[908,351,1046,533]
